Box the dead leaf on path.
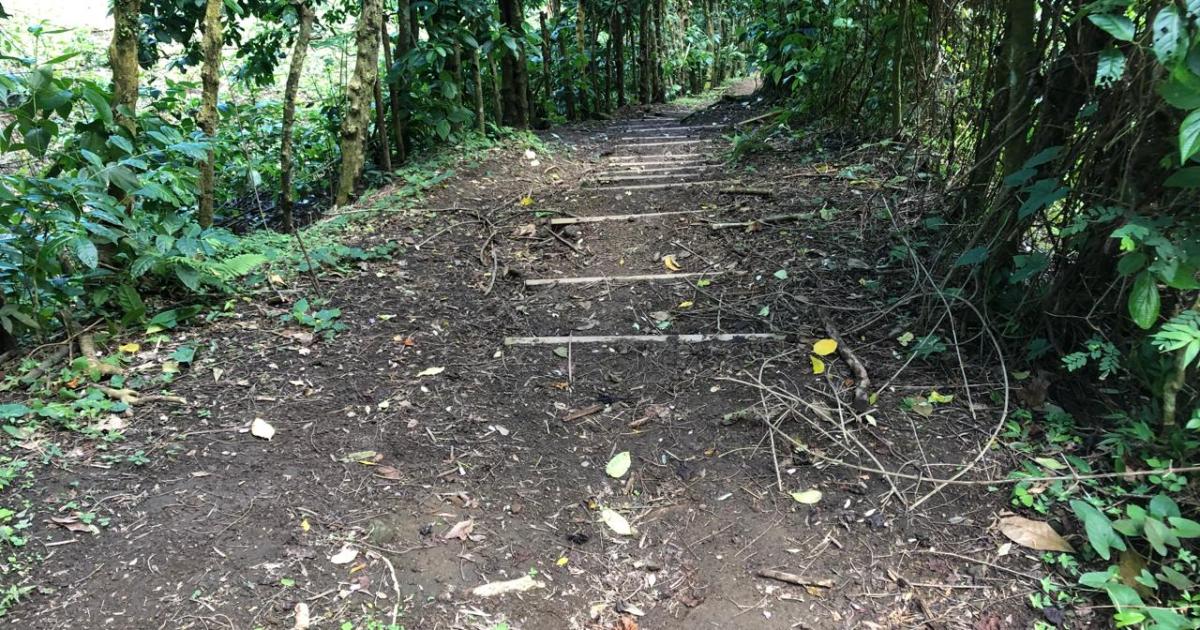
[511,223,537,237]
[564,404,603,422]
[813,338,838,356]
[280,329,315,345]
[662,255,682,272]
[471,574,545,597]
[118,343,140,354]
[94,415,127,432]
[606,451,632,478]
[553,346,569,358]
[997,515,1074,552]
[50,515,98,534]
[810,356,826,374]
[375,466,402,480]
[443,519,474,541]
[416,366,445,377]
[343,450,381,463]
[250,417,276,440]
[790,489,822,504]
[601,508,634,536]
[330,546,358,565]
[1118,549,1151,595]
[293,602,310,630]
[614,616,639,630]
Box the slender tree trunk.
[490,53,504,123]
[381,19,405,164]
[576,0,589,116]
[558,26,576,119]
[473,48,486,133]
[109,0,141,133]
[395,0,413,163]
[651,0,665,102]
[605,14,614,112]
[639,0,651,104]
[1001,0,1036,177]
[197,0,223,228]
[335,0,383,206]
[615,8,625,107]
[280,1,315,233]
[372,60,391,172]
[540,11,554,116]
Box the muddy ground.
[1,82,1054,629]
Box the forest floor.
[3,79,1051,629]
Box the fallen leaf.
[614,616,639,630]
[928,390,954,404]
[813,338,838,356]
[50,516,98,534]
[416,366,445,377]
[471,574,545,597]
[250,417,276,440]
[678,300,694,308]
[662,255,682,272]
[553,346,569,359]
[997,515,1075,552]
[330,546,358,565]
[293,602,310,630]
[118,343,141,354]
[511,223,537,237]
[600,508,634,536]
[649,310,671,322]
[94,415,127,432]
[519,196,535,207]
[773,269,789,280]
[375,465,402,480]
[811,356,826,374]
[556,556,569,567]
[790,489,822,504]
[606,451,632,478]
[301,518,311,532]
[443,519,474,541]
[1033,457,1066,471]
[343,450,380,463]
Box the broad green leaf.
[953,246,989,267]
[1088,14,1135,41]
[1071,500,1126,561]
[605,451,631,478]
[1095,47,1126,87]
[1168,516,1200,537]
[1180,109,1200,162]
[1116,252,1147,276]
[1127,272,1160,329]
[1149,494,1181,519]
[0,404,31,420]
[1153,6,1186,64]
[1143,517,1172,555]
[73,237,98,269]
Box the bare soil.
[1,82,1048,629]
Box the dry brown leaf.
[374,465,403,480]
[443,518,474,541]
[614,615,639,630]
[50,516,97,534]
[997,515,1074,552]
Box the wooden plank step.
[599,165,711,176]
[604,161,714,170]
[592,172,710,183]
[616,125,721,132]
[504,333,791,345]
[617,135,693,141]
[547,210,704,225]
[614,140,707,149]
[608,153,705,163]
[593,180,730,191]
[525,271,726,287]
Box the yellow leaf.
[519,196,534,207]
[812,338,838,356]
[556,556,569,567]
[811,356,826,374]
[118,343,141,354]
[301,518,310,533]
[678,300,694,309]
[929,390,954,404]
[662,255,682,272]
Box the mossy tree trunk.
[335,0,382,207]
[498,0,530,127]
[473,48,486,133]
[109,0,141,133]
[639,0,651,104]
[280,0,315,233]
[197,0,223,228]
[539,11,554,116]
[394,0,413,163]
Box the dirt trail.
[5,82,1034,629]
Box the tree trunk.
[540,11,554,116]
[651,0,665,102]
[372,37,391,174]
[473,48,486,133]
[639,0,651,104]
[1000,0,1036,178]
[498,0,530,127]
[381,19,405,164]
[395,0,413,163]
[280,1,315,233]
[615,8,625,107]
[109,0,141,133]
[335,0,383,206]
[197,0,223,228]
[558,26,576,119]
[490,53,504,123]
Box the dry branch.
[754,568,833,588]
[823,315,871,412]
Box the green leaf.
[1160,565,1194,590]
[1071,500,1126,561]
[605,451,631,478]
[0,404,31,420]
[1153,6,1186,64]
[1127,272,1160,329]
[1164,166,1200,187]
[953,246,989,267]
[1095,47,1126,87]
[1088,14,1135,41]
[1180,109,1200,163]
[73,237,98,269]
[171,345,197,365]
[1116,252,1147,276]
[1149,494,1181,519]
[1168,516,1200,537]
[1143,517,1172,555]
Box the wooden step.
[547,210,704,225]
[504,333,791,345]
[593,180,730,191]
[614,140,707,149]
[525,271,726,287]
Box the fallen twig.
[754,568,833,588]
[97,386,188,406]
[718,187,773,197]
[823,314,871,412]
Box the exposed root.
[97,386,187,407]
[822,314,871,413]
[79,334,123,376]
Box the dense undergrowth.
[737,2,1199,627]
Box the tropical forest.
[0,0,1196,627]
